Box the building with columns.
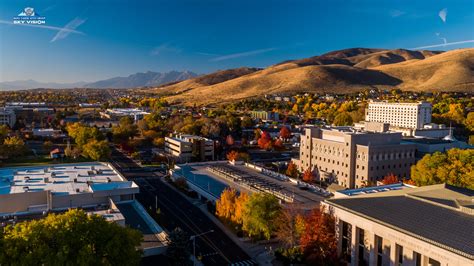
[324,184,474,266]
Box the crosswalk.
[229,259,258,266]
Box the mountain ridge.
[0,70,198,90]
[146,48,473,105]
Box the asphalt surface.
[109,147,254,266]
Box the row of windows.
[357,151,415,161]
[366,163,413,171]
[314,156,349,167]
[343,224,440,266]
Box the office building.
[294,127,416,189]
[0,107,16,127]
[0,162,168,256]
[4,102,54,126]
[165,133,214,163]
[250,111,280,121]
[365,101,432,129]
[100,108,150,122]
[324,184,473,266]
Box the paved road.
[109,147,255,266]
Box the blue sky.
[0,0,473,83]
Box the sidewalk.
[158,175,276,265]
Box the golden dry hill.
[145,48,473,105]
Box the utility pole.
[190,230,214,266]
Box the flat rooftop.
[167,134,211,142]
[106,108,149,115]
[176,162,324,209]
[402,138,454,144]
[0,162,127,195]
[335,183,415,197]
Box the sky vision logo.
[13,7,46,25]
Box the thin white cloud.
[210,47,277,62]
[50,17,87,42]
[411,39,474,49]
[0,19,84,35]
[390,9,406,17]
[151,43,181,56]
[439,8,447,23]
[196,52,220,56]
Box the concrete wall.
[0,191,48,214]
[51,193,110,210]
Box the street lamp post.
[190,230,214,266]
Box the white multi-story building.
[0,107,16,127]
[324,184,473,266]
[365,101,432,129]
[165,133,214,163]
[0,162,168,256]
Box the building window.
[414,251,422,266]
[428,258,441,266]
[342,221,352,263]
[376,235,383,266]
[358,228,367,266]
[396,244,403,266]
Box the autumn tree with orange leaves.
[286,161,298,179]
[215,188,237,223]
[216,188,249,229]
[226,135,235,146]
[279,126,291,140]
[226,150,239,161]
[232,192,249,227]
[226,150,250,162]
[275,204,306,248]
[382,173,399,185]
[274,139,284,149]
[302,168,315,183]
[258,131,273,150]
[300,208,338,265]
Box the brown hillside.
[162,64,400,104]
[373,49,474,91]
[146,48,473,105]
[193,67,261,86]
[354,49,442,68]
[285,48,441,68]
